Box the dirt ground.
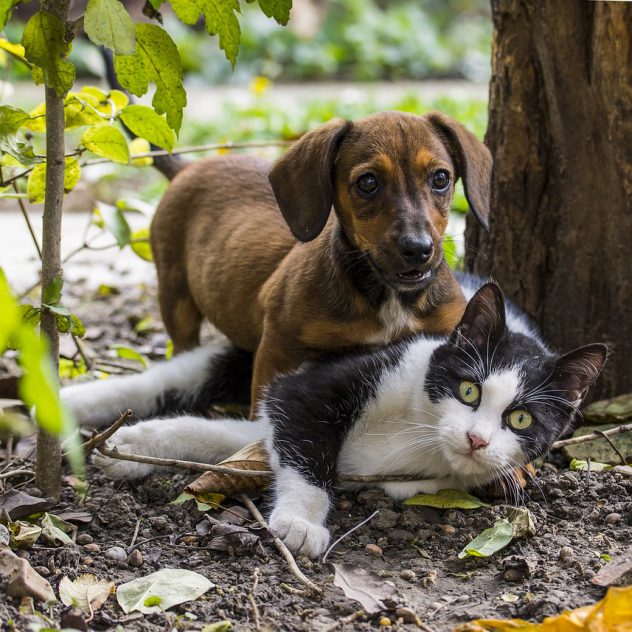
[1,281,631,631]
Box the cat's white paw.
[380,478,460,499]
[269,510,330,559]
[61,381,124,428]
[92,427,156,480]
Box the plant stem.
[35,0,70,500]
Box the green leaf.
[119,104,175,151]
[27,158,81,204]
[95,202,132,247]
[0,105,39,166]
[569,458,612,472]
[201,0,241,68]
[116,569,214,614]
[111,344,148,368]
[458,519,514,559]
[84,0,135,55]
[40,513,73,546]
[81,125,130,164]
[442,234,458,269]
[114,24,186,133]
[0,268,19,352]
[42,276,63,306]
[257,0,291,25]
[0,0,19,31]
[21,11,75,96]
[169,0,202,24]
[130,227,153,262]
[404,488,490,510]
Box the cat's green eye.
[458,380,480,405]
[508,409,533,430]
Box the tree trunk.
[35,0,70,499]
[465,0,632,400]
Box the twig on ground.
[94,359,143,373]
[129,518,142,550]
[0,468,35,480]
[93,446,431,482]
[80,410,133,456]
[248,567,262,631]
[322,510,379,564]
[325,610,365,632]
[72,335,93,373]
[239,493,323,595]
[279,582,310,597]
[552,422,632,449]
[594,429,628,465]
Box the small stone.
[366,544,383,556]
[605,512,622,525]
[378,616,391,627]
[394,607,417,624]
[105,546,127,563]
[441,524,456,535]
[559,546,574,563]
[338,499,352,512]
[81,558,93,565]
[83,543,100,553]
[129,549,143,567]
[400,569,416,582]
[377,537,388,548]
[33,566,50,577]
[583,568,596,580]
[76,534,93,545]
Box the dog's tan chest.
[366,293,417,345]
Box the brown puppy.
[150,111,492,410]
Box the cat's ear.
[450,282,506,351]
[549,344,608,407]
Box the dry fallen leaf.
[404,488,489,509]
[185,441,271,500]
[0,490,54,520]
[59,574,114,613]
[454,584,632,631]
[332,563,396,614]
[591,557,632,587]
[207,522,260,552]
[507,507,536,538]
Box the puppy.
[150,111,491,410]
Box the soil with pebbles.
[1,282,631,631]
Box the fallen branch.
[80,409,133,456]
[551,422,632,449]
[239,493,322,595]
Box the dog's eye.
[356,173,379,196]
[431,170,451,192]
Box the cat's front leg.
[268,466,331,559]
[380,476,464,500]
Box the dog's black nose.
[398,235,434,265]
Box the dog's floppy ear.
[426,111,492,230]
[269,118,352,242]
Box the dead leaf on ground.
[507,507,536,538]
[207,522,260,552]
[0,490,54,520]
[332,563,396,614]
[454,584,632,631]
[591,557,632,587]
[185,441,271,500]
[0,544,56,602]
[404,488,489,509]
[563,423,632,465]
[40,513,74,546]
[57,511,93,524]
[583,393,632,423]
[59,574,115,613]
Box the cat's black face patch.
[424,330,579,461]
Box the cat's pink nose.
[467,432,488,451]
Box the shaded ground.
[1,282,631,631]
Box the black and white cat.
[62,279,606,558]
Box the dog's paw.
[92,427,155,480]
[269,510,330,559]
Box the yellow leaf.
[129,137,152,167]
[130,227,153,261]
[23,102,46,133]
[250,75,271,97]
[27,158,81,203]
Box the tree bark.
[35,0,70,499]
[466,0,632,400]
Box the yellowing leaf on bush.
[458,519,514,559]
[81,125,130,164]
[404,488,490,510]
[130,227,153,262]
[129,137,152,167]
[27,158,80,204]
[454,585,632,632]
[59,574,114,613]
[119,104,175,151]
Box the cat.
[62,279,607,558]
